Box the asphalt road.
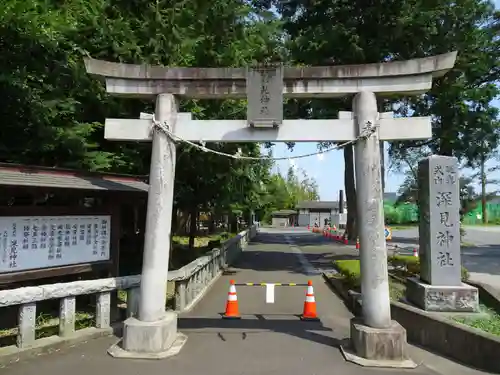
[392,226,500,247]
[391,226,500,288]
[2,228,488,375]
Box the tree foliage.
[1,0,499,243]
[257,166,320,223]
[0,0,287,231]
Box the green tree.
[257,165,320,223]
[0,0,283,257]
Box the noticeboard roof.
[296,201,339,210]
[271,209,297,217]
[0,163,148,193]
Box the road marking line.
[284,235,321,275]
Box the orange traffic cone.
[413,248,419,257]
[222,280,241,319]
[343,235,348,245]
[355,238,360,250]
[301,280,319,321]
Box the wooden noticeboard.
[0,215,111,273]
[0,207,120,285]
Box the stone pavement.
[1,228,491,375]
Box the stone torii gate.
[85,52,457,365]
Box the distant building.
[296,201,344,227]
[383,192,398,202]
[271,209,297,228]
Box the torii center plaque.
[246,65,284,128]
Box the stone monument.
[406,155,479,312]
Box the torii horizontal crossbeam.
[104,113,432,143]
[84,52,457,99]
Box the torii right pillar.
[340,91,419,368]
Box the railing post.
[126,287,140,318]
[175,281,187,311]
[96,292,111,328]
[59,296,76,337]
[17,303,36,348]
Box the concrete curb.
[322,272,500,373]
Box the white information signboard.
[0,215,111,273]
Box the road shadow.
[232,249,324,274]
[236,231,360,275]
[178,314,349,349]
[461,244,500,276]
[389,236,419,245]
[251,231,333,247]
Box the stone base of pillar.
[340,317,417,368]
[406,277,479,312]
[107,311,187,359]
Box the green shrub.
[388,255,420,274]
[219,232,231,240]
[462,266,469,281]
[384,206,402,224]
[388,254,469,281]
[334,260,361,288]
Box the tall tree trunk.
[188,205,198,250]
[439,120,454,156]
[344,145,357,240]
[171,206,178,234]
[208,211,215,233]
[178,210,190,235]
[229,213,238,233]
[481,154,488,224]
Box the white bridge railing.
[0,226,257,350]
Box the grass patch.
[453,304,500,336]
[172,232,235,248]
[389,224,417,230]
[334,259,361,289]
[387,254,469,281]
[333,259,406,301]
[389,279,406,301]
[117,281,175,303]
[169,232,237,270]
[0,309,96,347]
[461,241,476,247]
[333,257,470,303]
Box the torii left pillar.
[108,93,188,359]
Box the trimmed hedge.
[334,259,361,289]
[387,254,469,281]
[335,256,470,285]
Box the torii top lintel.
[84,52,457,99]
